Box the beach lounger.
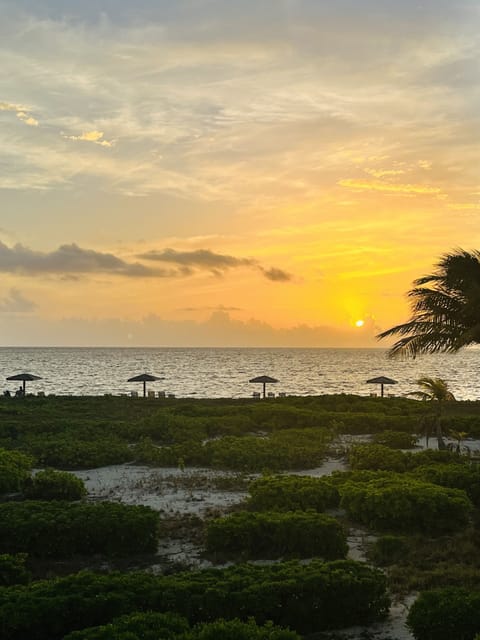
[158,391,166,398]
[147,390,155,398]
[130,390,138,398]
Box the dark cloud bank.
[0,242,292,282]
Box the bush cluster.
[247,474,339,512]
[348,444,465,473]
[371,431,418,449]
[134,428,332,472]
[23,469,87,501]
[0,553,31,586]
[0,560,389,639]
[22,434,132,469]
[412,463,480,507]
[407,587,480,640]
[64,612,300,640]
[340,477,472,533]
[206,511,347,559]
[0,501,158,557]
[0,448,32,494]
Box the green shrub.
[64,611,190,639]
[23,434,132,469]
[340,477,472,533]
[134,429,332,472]
[412,464,480,506]
[0,560,389,639]
[368,535,409,566]
[0,449,32,493]
[0,501,158,557]
[23,469,87,501]
[204,429,331,471]
[64,614,300,640]
[181,618,301,639]
[206,511,347,559]
[0,553,30,586]
[407,587,480,640]
[347,444,408,472]
[248,474,339,512]
[407,449,465,469]
[371,431,418,449]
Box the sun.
[355,319,365,328]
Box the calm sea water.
[0,347,479,400]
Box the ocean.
[1,347,479,400]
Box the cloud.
[364,168,406,178]
[0,101,22,112]
[63,130,113,147]
[0,241,159,277]
[139,248,254,270]
[139,247,293,281]
[260,267,293,282]
[0,309,381,348]
[0,288,36,312]
[16,112,39,127]
[0,241,293,283]
[180,305,242,312]
[338,179,442,195]
[0,101,39,126]
[447,203,480,211]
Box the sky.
[0,0,479,346]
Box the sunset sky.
[0,0,479,346]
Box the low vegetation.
[0,501,158,557]
[0,560,389,639]
[63,613,301,640]
[3,394,480,637]
[206,510,348,559]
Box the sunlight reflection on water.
[0,346,479,400]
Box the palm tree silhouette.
[377,249,480,357]
[409,377,455,450]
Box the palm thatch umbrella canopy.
[366,375,397,398]
[6,373,42,394]
[249,375,279,398]
[127,373,163,397]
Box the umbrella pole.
[263,382,266,398]
[380,383,384,397]
[23,380,26,394]
[143,381,146,397]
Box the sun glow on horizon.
[355,319,365,328]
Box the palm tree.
[377,249,480,357]
[409,377,455,450]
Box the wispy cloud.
[0,288,37,313]
[260,267,292,282]
[0,101,39,126]
[62,130,113,147]
[0,241,159,277]
[364,168,406,178]
[0,241,293,283]
[338,179,442,195]
[139,247,293,281]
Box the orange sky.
[0,1,479,346]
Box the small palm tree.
[409,377,455,450]
[377,249,480,357]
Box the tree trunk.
[435,415,446,450]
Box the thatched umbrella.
[249,375,279,398]
[6,372,42,394]
[127,373,163,397]
[366,375,397,398]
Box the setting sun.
[355,320,365,328]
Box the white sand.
[71,458,416,639]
